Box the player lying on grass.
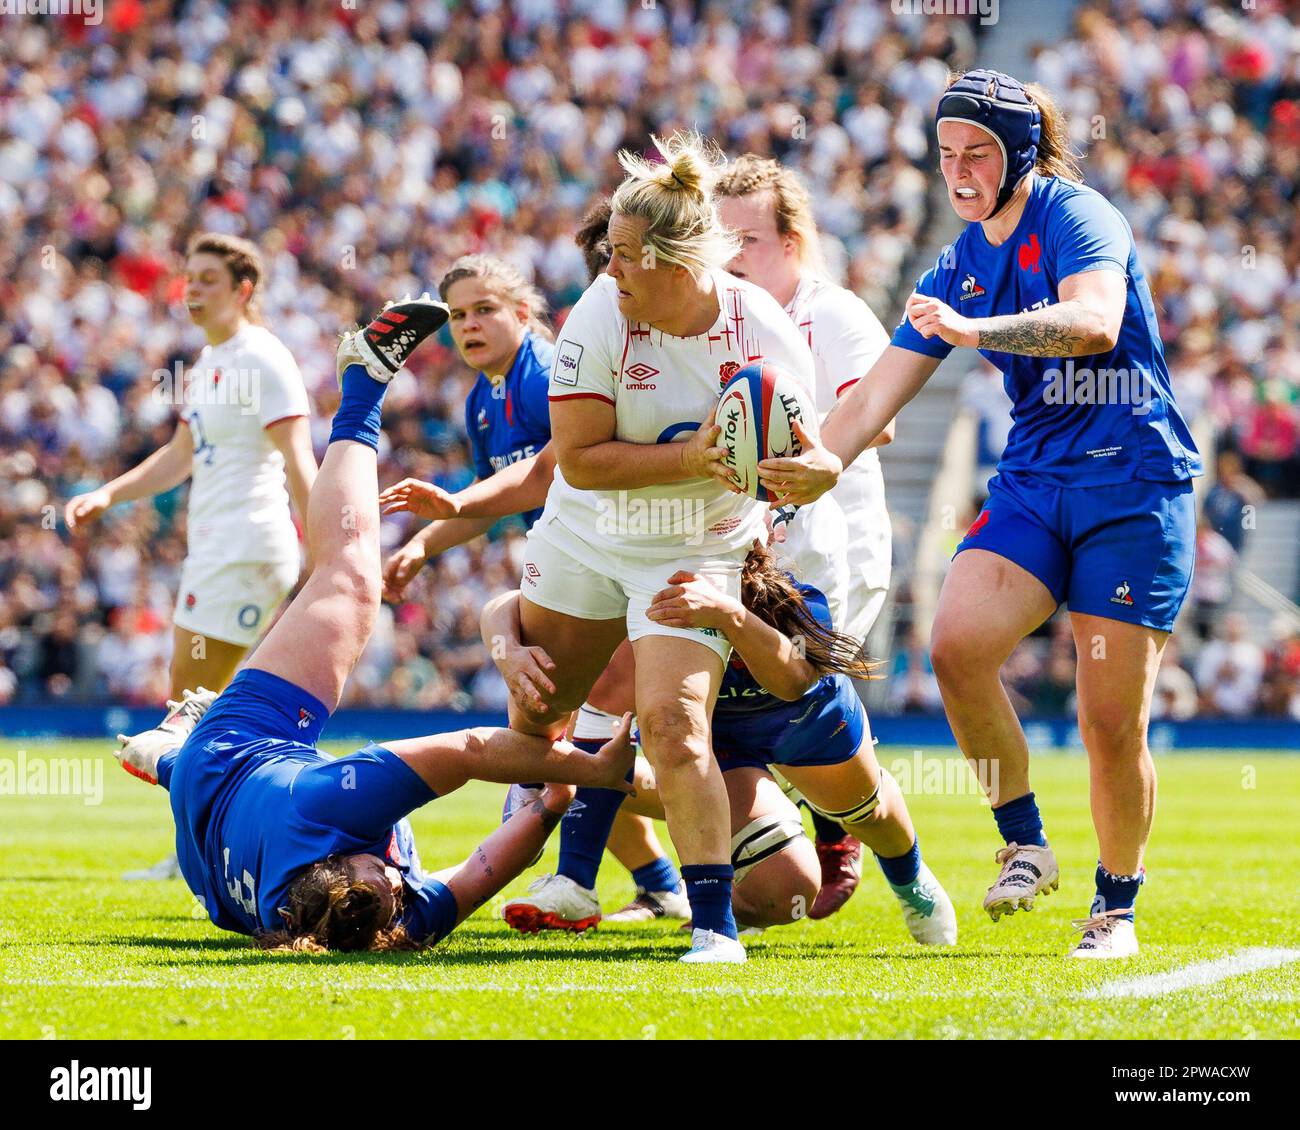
[479,538,957,944]
[112,297,634,952]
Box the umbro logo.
[624,362,658,390]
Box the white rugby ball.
[714,361,816,500]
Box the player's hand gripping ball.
[714,361,817,500]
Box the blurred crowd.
[0,0,976,708]
[1,1,1295,724]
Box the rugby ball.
[714,361,816,500]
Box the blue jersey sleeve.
[464,391,494,481]
[399,876,460,945]
[889,252,955,360]
[517,339,553,438]
[1047,189,1131,281]
[292,743,436,844]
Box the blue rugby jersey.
[892,174,1201,486]
[463,333,554,527]
[174,739,458,945]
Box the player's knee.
[1078,705,1147,761]
[738,847,820,926]
[638,701,708,768]
[929,623,986,688]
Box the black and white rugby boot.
[338,293,450,385]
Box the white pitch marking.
[1082,947,1300,1000]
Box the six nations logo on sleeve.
[554,340,583,385]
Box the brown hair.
[715,154,826,273]
[438,254,553,341]
[575,197,614,283]
[1023,81,1083,182]
[740,542,877,678]
[254,856,418,954]
[185,232,264,320]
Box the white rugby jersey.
[784,273,892,591]
[543,271,816,558]
[180,323,309,567]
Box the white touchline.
[1082,947,1300,1000]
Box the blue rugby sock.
[876,838,922,887]
[1092,863,1143,921]
[681,864,737,940]
[555,738,628,891]
[631,855,681,895]
[810,809,848,844]
[329,363,387,449]
[992,790,1047,847]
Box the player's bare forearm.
[445,789,569,925]
[822,347,936,467]
[414,515,496,557]
[460,726,632,790]
[559,437,692,490]
[719,604,818,701]
[455,446,555,518]
[974,300,1114,357]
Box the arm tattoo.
[528,796,563,835]
[976,303,1095,357]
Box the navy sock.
[1092,863,1143,921]
[809,809,847,844]
[631,855,681,894]
[681,864,737,940]
[329,363,387,449]
[876,838,921,887]
[555,738,628,891]
[992,791,1047,847]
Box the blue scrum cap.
[935,69,1041,218]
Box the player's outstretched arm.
[383,713,635,797]
[442,784,572,926]
[64,419,195,529]
[381,442,557,522]
[758,346,940,506]
[381,517,497,601]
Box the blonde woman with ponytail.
[760,71,1203,960]
[492,132,818,963]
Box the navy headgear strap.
[936,69,1041,218]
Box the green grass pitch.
[2,740,1297,1039]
